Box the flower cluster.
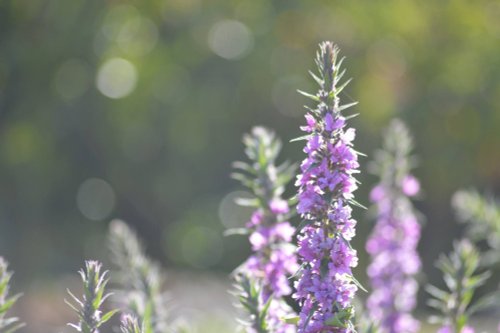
[245,201,297,300]
[245,203,298,333]
[365,120,421,333]
[293,42,360,333]
[232,127,298,333]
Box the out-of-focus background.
[0,0,499,332]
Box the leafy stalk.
[231,126,296,215]
[426,240,491,333]
[0,257,24,333]
[108,219,169,333]
[452,190,500,266]
[66,260,117,333]
[121,314,144,333]
[233,273,272,333]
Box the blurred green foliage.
[0,0,499,293]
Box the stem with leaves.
[0,257,24,333]
[452,190,500,267]
[66,260,117,333]
[121,314,144,333]
[426,240,492,333]
[108,219,170,333]
[234,273,273,333]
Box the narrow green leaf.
[335,78,352,94]
[282,316,300,325]
[346,274,367,292]
[99,309,118,326]
[426,285,449,301]
[234,197,259,207]
[338,102,358,112]
[308,71,323,85]
[348,198,367,210]
[297,89,320,102]
[223,228,250,236]
[290,134,311,143]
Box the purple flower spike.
[366,119,422,333]
[293,42,361,333]
[232,126,298,333]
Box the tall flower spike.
[66,261,117,333]
[231,126,298,333]
[108,220,170,333]
[0,257,24,333]
[365,119,421,333]
[426,240,491,333]
[293,42,361,333]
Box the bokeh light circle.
[96,58,137,99]
[76,178,116,221]
[208,20,253,60]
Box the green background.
[0,0,499,331]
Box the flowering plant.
[231,126,298,333]
[293,41,362,333]
[366,119,421,333]
[1,40,500,333]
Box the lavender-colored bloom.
[246,212,298,299]
[293,42,360,333]
[232,127,298,333]
[366,120,421,333]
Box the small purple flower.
[366,119,421,333]
[402,175,420,197]
[370,185,386,202]
[301,114,317,132]
[246,211,264,228]
[293,42,360,333]
[270,198,290,215]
